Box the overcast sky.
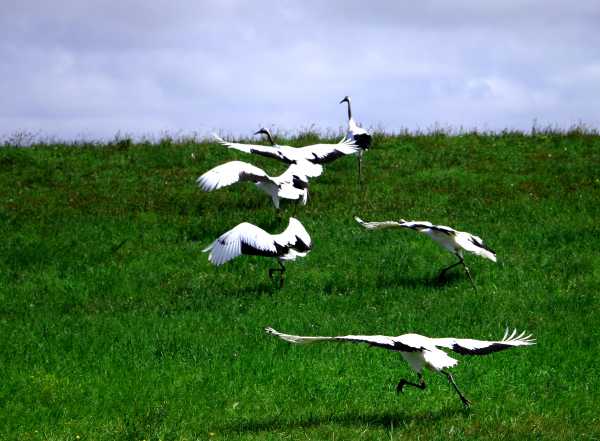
[1,0,599,140]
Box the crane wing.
[397,220,457,235]
[351,132,373,150]
[454,232,497,262]
[299,138,360,164]
[285,160,323,179]
[273,217,312,252]
[202,222,278,265]
[355,216,404,230]
[355,217,458,237]
[196,161,272,191]
[432,328,535,356]
[277,160,323,179]
[265,327,402,350]
[213,134,284,162]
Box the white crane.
[213,128,360,177]
[339,96,372,186]
[203,217,312,287]
[197,160,315,209]
[355,217,496,290]
[265,326,535,407]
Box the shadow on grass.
[375,269,467,291]
[433,270,469,289]
[224,406,468,434]
[220,280,282,298]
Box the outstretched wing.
[454,231,497,262]
[202,222,278,265]
[277,163,311,188]
[355,216,404,230]
[265,327,400,350]
[273,217,312,253]
[196,161,272,191]
[432,328,535,356]
[399,220,456,235]
[355,217,458,238]
[213,134,284,162]
[299,138,360,164]
[280,160,323,179]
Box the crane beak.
[339,96,349,104]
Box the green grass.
[1,131,599,440]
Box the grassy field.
[1,131,599,440]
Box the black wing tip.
[450,343,503,355]
[354,133,373,150]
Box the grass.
[1,131,599,440]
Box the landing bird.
[197,160,314,209]
[213,128,360,177]
[265,326,535,407]
[355,217,496,290]
[340,96,372,186]
[203,217,311,287]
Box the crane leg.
[438,259,462,279]
[272,195,280,210]
[396,373,426,394]
[442,370,471,408]
[357,155,363,189]
[268,261,286,288]
[461,261,477,291]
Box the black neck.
[264,131,275,146]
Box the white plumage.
[265,326,535,407]
[203,217,312,287]
[355,216,496,289]
[213,128,360,177]
[197,160,314,208]
[339,96,372,185]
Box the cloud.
[1,0,599,140]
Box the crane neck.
[264,131,275,146]
[345,100,352,120]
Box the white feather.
[203,218,311,266]
[213,131,359,168]
[356,216,497,263]
[266,327,535,374]
[198,160,316,208]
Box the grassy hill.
[1,131,599,440]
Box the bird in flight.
[197,160,315,209]
[213,128,360,178]
[203,217,312,287]
[355,217,496,290]
[265,326,535,407]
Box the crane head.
[254,128,275,145]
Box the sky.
[1,0,599,141]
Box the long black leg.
[442,370,471,408]
[438,258,462,279]
[358,155,363,189]
[396,373,426,394]
[268,261,286,288]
